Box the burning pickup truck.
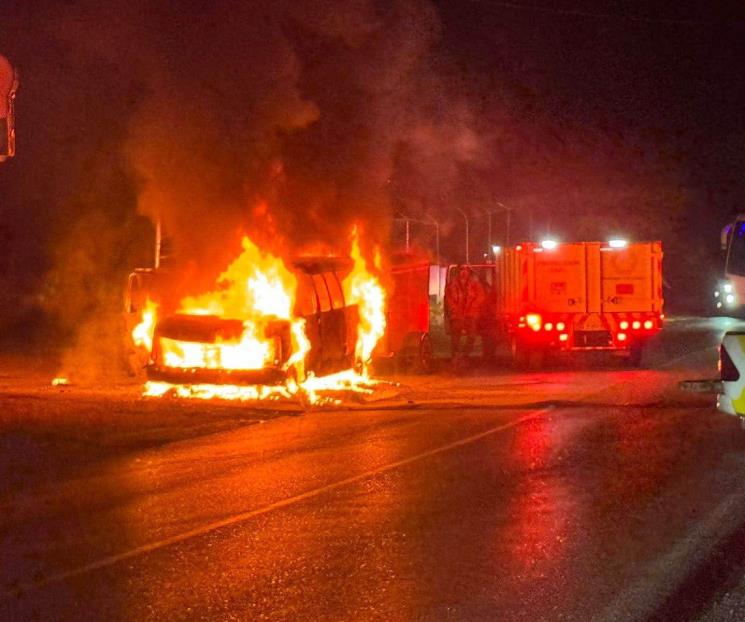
[125,232,387,401]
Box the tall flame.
[342,228,387,373]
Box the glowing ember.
[51,377,70,386]
[144,380,293,401]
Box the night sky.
[1,0,744,357]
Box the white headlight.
[726,294,736,305]
[724,283,734,294]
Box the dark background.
[0,0,743,370]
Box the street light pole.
[487,211,493,250]
[455,207,470,263]
[494,201,513,248]
[425,214,441,298]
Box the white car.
[681,331,745,419]
[716,331,745,415]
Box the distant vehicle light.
[544,322,553,331]
[643,319,654,329]
[515,244,523,251]
[618,332,627,341]
[717,301,723,309]
[556,322,566,331]
[541,239,558,250]
[619,320,629,330]
[632,321,641,329]
[724,283,734,294]
[608,239,628,249]
[559,333,568,342]
[492,245,501,255]
[714,291,720,298]
[726,294,736,305]
[526,313,542,331]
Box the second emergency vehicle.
[448,240,665,367]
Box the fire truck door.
[600,244,654,313]
[533,244,587,313]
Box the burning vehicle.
[125,230,389,402]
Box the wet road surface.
[3,317,745,620]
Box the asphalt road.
[3,317,745,621]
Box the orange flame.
[161,236,309,374]
[342,228,387,373]
[132,298,158,352]
[130,228,387,404]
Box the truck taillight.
[720,346,740,382]
[643,319,654,329]
[526,313,542,331]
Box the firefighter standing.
[445,266,485,365]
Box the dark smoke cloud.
[60,0,482,282]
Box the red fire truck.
[448,240,664,368]
[374,259,433,373]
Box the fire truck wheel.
[511,339,544,370]
[628,344,644,367]
[418,333,434,374]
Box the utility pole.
[494,201,514,247]
[154,217,162,268]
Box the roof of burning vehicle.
[292,256,353,275]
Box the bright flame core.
[132,298,158,352]
[161,237,307,373]
[343,231,387,373]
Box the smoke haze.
[2,0,723,379]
